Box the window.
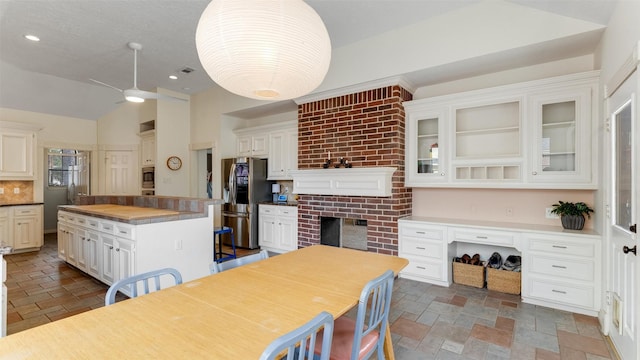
[47,149,80,187]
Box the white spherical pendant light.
[195,0,332,100]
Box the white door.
[104,151,136,195]
[607,70,638,360]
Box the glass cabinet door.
[540,100,577,172]
[417,118,439,174]
[529,87,592,185]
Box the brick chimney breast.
[296,85,413,255]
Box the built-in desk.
[398,216,601,316]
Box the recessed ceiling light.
[24,34,40,42]
[169,75,178,80]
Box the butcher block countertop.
[62,204,180,220]
[59,195,223,225]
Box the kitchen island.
[58,195,222,290]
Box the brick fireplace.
[296,85,412,255]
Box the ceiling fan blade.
[89,78,123,93]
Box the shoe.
[488,252,502,269]
[469,253,480,266]
[501,255,521,271]
[460,254,471,264]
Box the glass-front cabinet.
[403,71,598,189]
[528,86,593,185]
[405,106,447,186]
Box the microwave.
[142,167,155,189]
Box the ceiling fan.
[90,42,186,103]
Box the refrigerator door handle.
[223,212,249,218]
[228,163,236,205]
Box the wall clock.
[166,156,182,171]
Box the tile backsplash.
[0,181,34,204]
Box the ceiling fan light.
[195,0,331,101]
[125,95,145,103]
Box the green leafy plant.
[550,201,594,218]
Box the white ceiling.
[0,0,618,120]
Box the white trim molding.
[290,167,396,197]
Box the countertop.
[259,201,298,207]
[61,204,180,220]
[0,202,44,207]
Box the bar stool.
[213,226,237,263]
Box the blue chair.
[105,268,183,306]
[209,249,269,274]
[315,270,395,360]
[213,226,237,263]
[259,311,334,360]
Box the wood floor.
[4,234,619,359]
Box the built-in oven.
[142,166,155,189]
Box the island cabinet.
[57,206,214,293]
[398,216,601,316]
[404,71,599,189]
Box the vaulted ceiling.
[0,0,617,121]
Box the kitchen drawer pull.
[109,246,114,250]
[476,236,488,239]
[415,231,426,234]
[552,289,567,294]
[119,230,127,234]
[552,265,567,269]
[552,245,567,249]
[416,266,426,270]
[415,246,426,250]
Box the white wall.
[155,89,191,196]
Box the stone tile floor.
[5,235,618,359]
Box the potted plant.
[550,201,594,230]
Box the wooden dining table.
[0,245,408,359]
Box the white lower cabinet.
[398,222,450,287]
[259,205,298,253]
[10,205,43,250]
[398,216,601,316]
[521,232,601,314]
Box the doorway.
[605,67,638,360]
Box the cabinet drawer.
[86,219,100,230]
[277,207,297,217]
[399,224,445,240]
[75,216,88,227]
[528,278,594,308]
[401,257,443,280]
[400,237,443,259]
[259,205,277,215]
[114,223,135,239]
[451,228,516,246]
[529,255,594,281]
[12,206,39,217]
[528,237,594,257]
[100,221,114,233]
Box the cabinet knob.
[440,173,445,176]
[623,245,637,255]
[116,248,120,252]
[109,246,114,250]
[630,224,637,233]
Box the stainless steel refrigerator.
[221,157,273,249]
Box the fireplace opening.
[320,217,368,251]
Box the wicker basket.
[452,261,485,288]
[487,267,521,294]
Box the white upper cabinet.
[268,128,298,180]
[236,134,268,157]
[404,71,598,189]
[404,106,448,185]
[527,85,594,186]
[0,122,39,180]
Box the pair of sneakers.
[454,253,481,266]
[488,252,522,272]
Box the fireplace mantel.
[290,167,396,197]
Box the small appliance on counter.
[271,183,281,203]
[277,194,288,203]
